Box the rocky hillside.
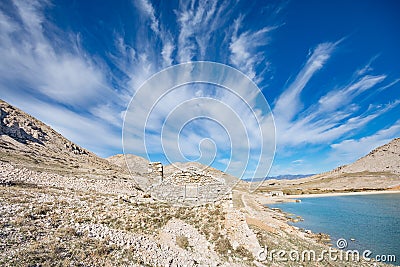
[258,138,400,194]
[106,154,149,175]
[0,99,127,179]
[332,138,400,175]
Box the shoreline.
[285,189,400,199]
[257,189,400,204]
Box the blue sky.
[0,0,399,177]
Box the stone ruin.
[148,162,163,184]
[147,163,229,205]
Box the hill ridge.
[328,138,400,175]
[0,99,127,177]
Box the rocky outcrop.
[0,108,47,145]
[1,99,87,154]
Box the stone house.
[266,190,284,197]
[148,162,228,204]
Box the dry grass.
[0,181,231,265]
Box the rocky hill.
[0,99,128,179]
[332,138,400,175]
[106,153,149,175]
[259,138,400,194]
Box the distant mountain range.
[267,174,315,180]
[243,174,314,182]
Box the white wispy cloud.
[161,41,175,66]
[356,54,379,76]
[229,15,277,81]
[272,40,400,158]
[135,0,175,67]
[122,63,275,179]
[0,0,116,108]
[136,0,159,34]
[110,0,179,98]
[296,101,398,145]
[377,78,400,92]
[109,37,156,95]
[274,41,337,122]
[317,75,386,113]
[0,0,124,155]
[176,0,231,62]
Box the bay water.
[269,193,400,264]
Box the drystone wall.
[148,163,229,205]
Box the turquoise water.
[269,193,400,264]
